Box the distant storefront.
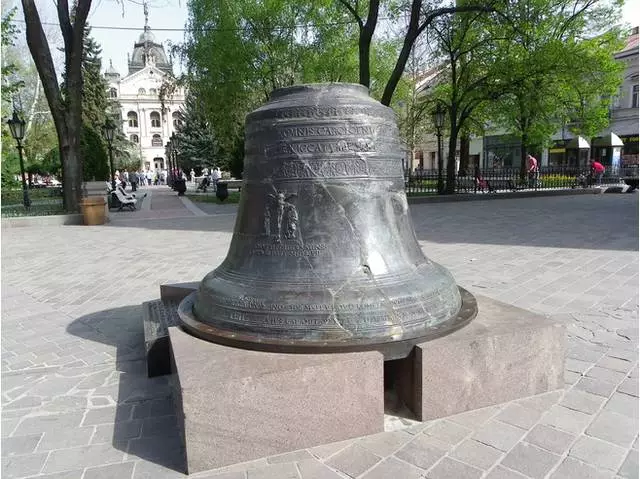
[548,136,590,167]
[620,135,639,166]
[483,135,522,168]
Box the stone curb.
[0,213,83,228]
[407,188,606,204]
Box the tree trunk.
[445,133,457,194]
[459,134,470,175]
[520,132,528,182]
[358,0,380,88]
[21,0,91,213]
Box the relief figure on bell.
[264,190,299,242]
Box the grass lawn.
[187,191,241,204]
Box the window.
[149,88,157,95]
[130,134,139,144]
[172,111,182,128]
[127,111,138,128]
[109,88,117,99]
[633,84,638,109]
[138,88,146,95]
[151,134,163,147]
[150,111,161,128]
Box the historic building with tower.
[104,6,185,172]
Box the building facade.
[104,17,185,172]
[410,27,639,173]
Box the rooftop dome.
[105,59,119,76]
[138,27,156,44]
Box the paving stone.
[42,443,127,474]
[196,471,250,479]
[575,377,619,397]
[549,456,614,479]
[132,398,176,419]
[2,452,49,478]
[484,465,529,478]
[360,456,424,479]
[37,426,95,451]
[450,439,503,470]
[1,433,42,457]
[424,420,472,445]
[4,396,43,410]
[448,406,500,429]
[84,461,136,479]
[618,378,639,397]
[308,439,354,460]
[325,444,381,478]
[566,358,594,374]
[586,410,637,447]
[618,449,639,479]
[565,370,582,385]
[295,458,344,479]
[524,424,576,455]
[357,430,413,456]
[126,432,183,464]
[586,366,629,384]
[569,435,627,471]
[596,356,634,373]
[131,460,186,479]
[140,415,178,437]
[246,462,300,479]
[13,412,84,436]
[426,457,483,479]
[560,388,607,414]
[501,442,560,478]
[517,391,563,412]
[1,418,19,437]
[472,420,526,452]
[29,470,85,479]
[394,434,447,470]
[83,405,134,426]
[496,404,543,430]
[604,392,639,418]
[265,449,313,465]
[541,405,594,434]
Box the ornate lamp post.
[165,141,173,186]
[7,110,31,209]
[432,104,445,194]
[102,121,116,190]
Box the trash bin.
[81,196,107,225]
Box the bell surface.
[179,83,476,359]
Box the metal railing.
[404,166,635,195]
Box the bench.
[486,179,518,192]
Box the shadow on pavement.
[66,306,186,474]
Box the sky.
[8,0,640,79]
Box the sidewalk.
[108,186,195,223]
[1,194,638,479]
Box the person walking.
[591,159,605,185]
[130,170,138,192]
[527,154,539,189]
[211,166,222,192]
[190,169,196,183]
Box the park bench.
[486,178,518,192]
[110,188,137,211]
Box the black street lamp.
[7,110,31,209]
[432,104,446,194]
[165,141,173,186]
[102,121,116,190]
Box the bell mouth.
[177,287,477,360]
[269,83,370,101]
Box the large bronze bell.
[179,83,476,359]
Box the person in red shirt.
[591,160,605,185]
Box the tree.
[1,7,24,105]
[337,0,494,105]
[488,0,624,175]
[21,0,93,212]
[173,91,218,173]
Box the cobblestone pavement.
[1,193,638,479]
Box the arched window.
[127,111,138,128]
[150,111,161,128]
[109,88,117,98]
[130,134,139,144]
[172,111,182,128]
[149,88,157,95]
[151,134,163,147]
[138,88,146,95]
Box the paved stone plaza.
[1,189,638,479]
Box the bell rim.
[177,286,478,360]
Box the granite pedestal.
[169,326,384,474]
[393,294,566,420]
[156,285,565,474]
